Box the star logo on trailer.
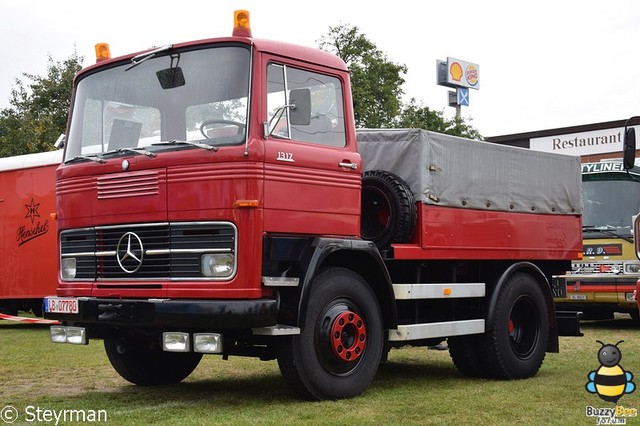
[24,198,41,224]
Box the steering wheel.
[199,119,246,139]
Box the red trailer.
[0,150,61,316]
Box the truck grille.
[568,262,623,275]
[60,222,236,280]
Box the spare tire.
[361,170,416,250]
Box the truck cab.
[554,161,640,320]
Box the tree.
[396,98,450,134]
[318,25,482,139]
[318,25,406,128]
[0,51,83,157]
[398,98,483,140]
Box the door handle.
[338,162,358,170]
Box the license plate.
[569,294,587,301]
[44,297,79,314]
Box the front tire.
[480,272,549,379]
[104,335,202,386]
[277,268,384,400]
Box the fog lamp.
[50,326,87,345]
[163,332,190,352]
[194,333,223,353]
[50,326,67,343]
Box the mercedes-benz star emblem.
[116,232,144,273]
[122,159,130,171]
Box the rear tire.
[277,268,384,400]
[480,272,548,379]
[104,335,202,386]
[448,335,486,378]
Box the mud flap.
[556,310,583,336]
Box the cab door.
[262,61,361,237]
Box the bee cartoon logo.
[586,340,636,404]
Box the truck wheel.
[104,336,202,386]
[448,335,485,378]
[361,170,416,249]
[481,272,548,379]
[277,267,384,400]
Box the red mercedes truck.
[45,11,582,399]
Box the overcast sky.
[1,0,639,137]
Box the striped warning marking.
[0,313,60,325]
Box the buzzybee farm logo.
[585,341,637,424]
[16,197,50,246]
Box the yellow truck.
[554,160,640,320]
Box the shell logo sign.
[438,57,480,90]
[449,62,463,82]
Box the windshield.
[65,44,251,162]
[582,177,640,236]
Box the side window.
[266,64,289,139]
[266,63,346,147]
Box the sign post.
[437,57,479,119]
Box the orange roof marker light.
[95,43,111,63]
[233,10,252,37]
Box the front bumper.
[44,297,278,329]
[552,275,637,305]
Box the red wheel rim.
[377,207,390,227]
[330,311,367,362]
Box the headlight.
[624,262,640,274]
[201,253,235,278]
[61,258,77,279]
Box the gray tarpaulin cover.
[357,129,583,215]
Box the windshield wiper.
[151,140,218,152]
[582,225,633,243]
[101,147,157,158]
[66,154,106,164]
[126,44,173,71]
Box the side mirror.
[623,117,638,170]
[54,133,66,149]
[289,88,311,126]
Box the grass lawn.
[0,315,638,425]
